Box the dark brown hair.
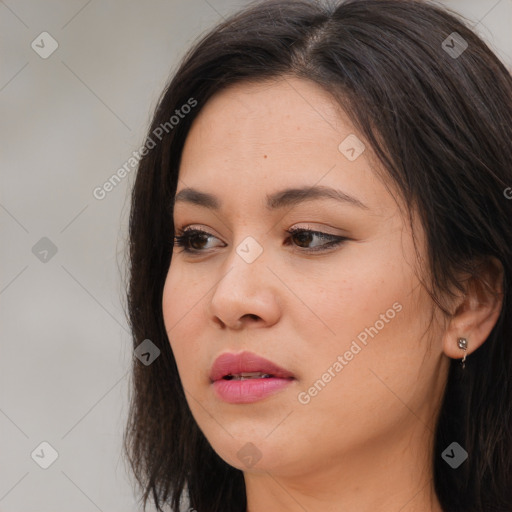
[122,1,512,510]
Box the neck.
[244,420,444,512]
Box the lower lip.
[212,377,294,404]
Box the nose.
[207,245,281,330]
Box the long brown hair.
[123,1,512,510]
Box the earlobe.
[441,257,504,362]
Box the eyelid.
[175,222,342,237]
[286,223,343,236]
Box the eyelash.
[173,226,348,255]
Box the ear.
[442,256,504,360]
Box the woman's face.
[162,76,449,478]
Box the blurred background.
[1,1,511,510]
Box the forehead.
[176,77,398,217]
[180,77,349,163]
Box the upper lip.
[209,351,295,382]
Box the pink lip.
[209,351,295,404]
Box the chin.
[206,430,295,473]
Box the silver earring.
[457,337,468,369]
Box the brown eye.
[290,230,314,248]
[173,228,223,253]
[286,228,348,252]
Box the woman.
[123,0,512,510]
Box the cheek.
[291,288,436,451]
[303,235,419,341]
[162,264,205,382]
[162,259,208,326]
[295,233,433,399]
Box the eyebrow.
[173,185,369,211]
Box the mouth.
[209,351,295,383]
[222,372,275,380]
[209,351,295,404]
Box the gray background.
[1,1,510,511]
